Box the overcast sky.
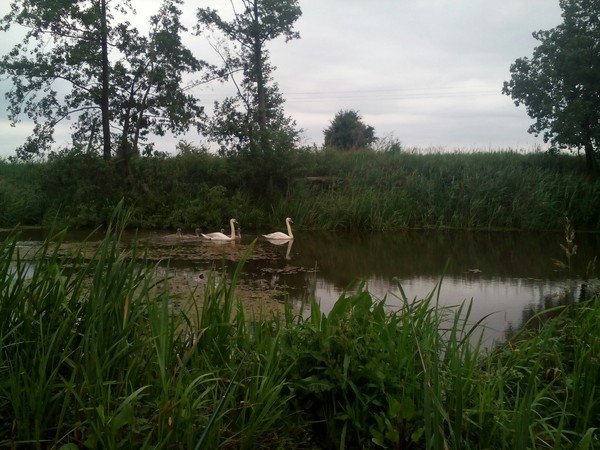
[0,0,563,158]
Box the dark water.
[244,229,599,346]
[4,227,600,347]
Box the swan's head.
[231,218,238,224]
[286,217,293,223]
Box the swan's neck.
[286,220,294,239]
[229,220,236,239]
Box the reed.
[2,148,599,231]
[268,149,600,231]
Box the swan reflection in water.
[265,237,293,260]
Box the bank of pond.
[1,219,599,449]
[1,149,600,233]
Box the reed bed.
[0,208,599,449]
[2,148,599,231]
[281,150,600,231]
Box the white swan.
[163,228,183,239]
[180,228,201,239]
[201,218,238,241]
[263,217,294,240]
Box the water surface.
[4,227,599,346]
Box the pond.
[4,227,600,347]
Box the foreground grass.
[1,213,599,448]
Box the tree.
[110,0,206,176]
[502,0,600,173]
[196,0,301,157]
[0,0,204,165]
[323,110,377,150]
[0,0,122,160]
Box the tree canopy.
[196,0,301,158]
[195,0,302,195]
[323,110,377,150]
[503,0,600,173]
[0,0,205,164]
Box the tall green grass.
[2,148,599,231]
[0,206,297,449]
[0,205,599,448]
[280,149,600,231]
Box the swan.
[201,218,238,241]
[181,228,201,239]
[263,217,294,240]
[163,228,183,239]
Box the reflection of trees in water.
[503,281,594,343]
[293,230,600,291]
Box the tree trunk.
[583,140,598,174]
[100,0,111,160]
[583,121,599,174]
[252,0,270,155]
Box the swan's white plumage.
[164,228,183,239]
[202,218,238,241]
[263,218,294,240]
[180,228,201,239]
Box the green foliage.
[41,149,125,228]
[110,0,206,161]
[281,149,600,231]
[1,148,600,231]
[280,288,429,448]
[503,0,600,173]
[0,161,46,226]
[324,109,377,150]
[195,0,302,196]
[0,0,205,161]
[0,205,599,448]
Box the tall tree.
[0,0,205,164]
[503,0,600,173]
[324,110,377,150]
[196,0,301,157]
[110,0,206,176]
[0,0,127,160]
[99,0,111,159]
